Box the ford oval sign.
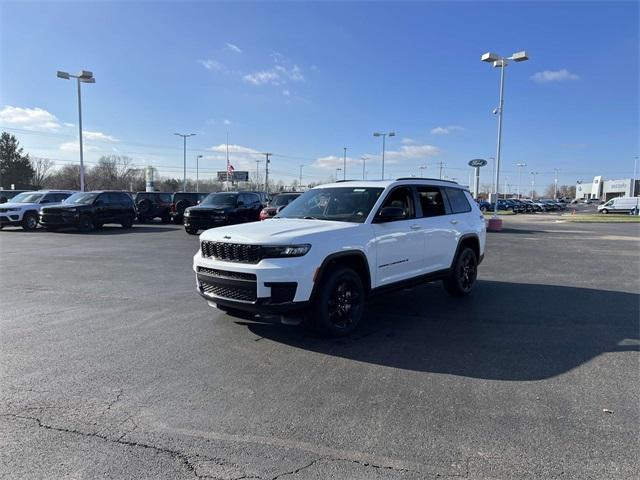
[468,159,488,167]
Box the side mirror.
[237,200,244,207]
[374,206,406,223]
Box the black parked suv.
[39,191,136,232]
[134,192,172,223]
[171,192,209,224]
[183,191,263,235]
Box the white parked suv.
[0,190,75,231]
[193,179,486,336]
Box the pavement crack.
[270,458,323,479]
[1,413,210,479]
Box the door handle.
[450,220,458,225]
[410,224,421,230]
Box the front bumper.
[193,249,318,314]
[39,212,80,227]
[0,213,22,225]
[184,216,229,230]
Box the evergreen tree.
[0,132,35,189]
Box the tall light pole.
[299,164,304,188]
[263,153,272,194]
[530,171,539,199]
[174,133,196,191]
[196,155,203,192]
[361,156,368,180]
[343,147,347,180]
[516,162,527,199]
[633,156,639,197]
[373,131,395,180]
[553,168,559,200]
[481,50,529,221]
[57,70,95,191]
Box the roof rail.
[334,179,356,183]
[395,177,459,184]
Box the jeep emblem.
[223,235,231,239]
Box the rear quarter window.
[445,188,472,214]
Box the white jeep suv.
[193,179,486,336]
[0,190,75,231]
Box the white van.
[597,196,639,214]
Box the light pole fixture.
[361,156,369,180]
[481,50,529,221]
[57,69,95,191]
[516,162,527,199]
[174,133,196,191]
[530,171,539,199]
[196,155,203,192]
[373,131,395,179]
[343,147,347,180]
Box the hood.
[0,202,38,209]
[188,204,232,211]
[41,203,91,211]
[200,218,361,244]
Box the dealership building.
[575,176,640,201]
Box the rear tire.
[121,216,133,229]
[601,208,608,214]
[185,227,199,235]
[137,216,146,223]
[310,266,365,337]
[443,247,478,297]
[161,211,171,224]
[21,212,39,231]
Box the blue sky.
[1,1,638,190]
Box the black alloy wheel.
[312,267,365,336]
[78,215,94,232]
[22,212,38,231]
[443,247,478,297]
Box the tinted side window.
[120,193,133,205]
[378,186,415,219]
[40,194,55,204]
[445,188,471,214]
[58,193,73,202]
[249,193,260,205]
[158,193,172,203]
[416,186,446,217]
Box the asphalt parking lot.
[1,216,638,479]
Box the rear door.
[415,185,457,271]
[371,186,425,286]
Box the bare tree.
[48,164,81,190]
[30,157,55,188]
[86,155,138,190]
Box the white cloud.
[198,59,226,72]
[63,122,75,127]
[0,105,61,131]
[386,144,441,160]
[206,144,263,171]
[401,137,417,145]
[83,130,118,142]
[223,119,232,126]
[209,144,261,155]
[430,125,463,135]
[243,70,281,86]
[226,43,242,53]
[282,89,291,97]
[313,155,361,169]
[531,69,580,83]
[59,141,97,152]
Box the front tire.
[161,212,171,224]
[600,208,608,214]
[311,267,365,337]
[443,247,478,297]
[21,212,39,231]
[121,216,133,229]
[185,226,199,235]
[78,215,94,232]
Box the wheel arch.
[451,234,481,269]
[311,250,372,300]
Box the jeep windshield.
[276,187,383,223]
[64,192,99,204]
[9,192,43,203]
[201,193,237,206]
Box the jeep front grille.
[201,241,263,263]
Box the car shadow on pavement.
[245,280,639,381]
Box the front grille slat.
[201,241,263,263]
[197,267,256,281]
[200,282,257,302]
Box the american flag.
[227,164,235,175]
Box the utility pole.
[174,133,196,192]
[530,171,538,199]
[299,164,304,188]
[516,162,527,199]
[255,159,262,189]
[343,147,347,180]
[225,131,230,191]
[196,155,203,192]
[553,168,559,200]
[438,161,445,179]
[419,165,427,177]
[263,153,271,194]
[361,156,368,180]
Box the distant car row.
[476,198,568,213]
[0,189,301,232]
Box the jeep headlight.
[184,208,191,217]
[5,207,19,212]
[262,244,311,258]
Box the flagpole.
[226,131,230,191]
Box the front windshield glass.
[201,193,237,206]
[272,194,298,207]
[64,192,99,204]
[276,187,383,223]
[10,192,43,203]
